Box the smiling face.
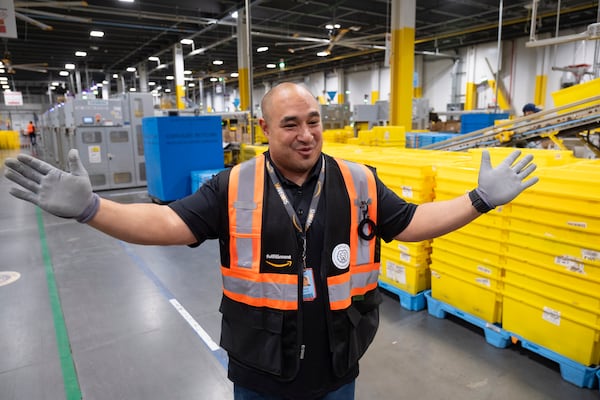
[259,83,323,185]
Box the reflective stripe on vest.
[328,159,379,310]
[225,156,299,310]
[229,156,264,271]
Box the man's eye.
[308,120,320,125]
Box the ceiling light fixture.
[266,63,276,68]
[317,51,330,57]
[90,30,104,38]
[213,60,224,65]
[59,71,69,76]
[257,46,269,53]
[148,56,160,62]
[230,72,239,77]
[75,51,87,57]
[65,63,76,70]
[126,67,136,72]
[210,77,218,82]
[180,38,194,45]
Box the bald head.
[261,82,316,124]
[257,81,323,185]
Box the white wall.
[346,68,378,107]
[422,58,457,112]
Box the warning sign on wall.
[3,91,22,106]
[0,0,18,39]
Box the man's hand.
[4,149,100,222]
[474,149,539,211]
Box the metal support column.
[390,0,415,128]
[173,43,185,110]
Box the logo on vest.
[266,253,293,268]
[332,243,350,270]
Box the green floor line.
[36,209,82,400]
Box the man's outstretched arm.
[396,149,538,242]
[4,149,196,246]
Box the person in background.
[26,120,36,147]
[4,82,539,400]
[522,103,541,116]
[521,103,558,149]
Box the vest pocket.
[331,289,382,376]
[220,296,285,375]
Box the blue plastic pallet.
[425,291,600,388]
[424,290,511,348]
[378,280,426,311]
[511,334,599,389]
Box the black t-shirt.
[169,152,417,399]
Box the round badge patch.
[332,243,350,270]
[0,271,21,287]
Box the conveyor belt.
[422,95,600,151]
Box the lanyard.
[266,156,325,270]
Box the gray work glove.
[4,149,100,223]
[471,149,539,213]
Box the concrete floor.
[1,147,598,400]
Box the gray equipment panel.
[74,126,136,190]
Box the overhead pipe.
[417,3,596,46]
[15,12,52,30]
[15,8,91,23]
[14,1,88,7]
[525,24,598,48]
[525,0,600,48]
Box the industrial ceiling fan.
[284,25,363,56]
[1,41,48,74]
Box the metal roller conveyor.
[422,95,600,152]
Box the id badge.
[302,268,316,302]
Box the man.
[522,103,541,116]
[26,120,36,146]
[4,82,538,400]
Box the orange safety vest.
[223,154,379,311]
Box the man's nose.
[298,124,313,139]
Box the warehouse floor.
[1,147,598,400]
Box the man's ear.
[259,118,269,137]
